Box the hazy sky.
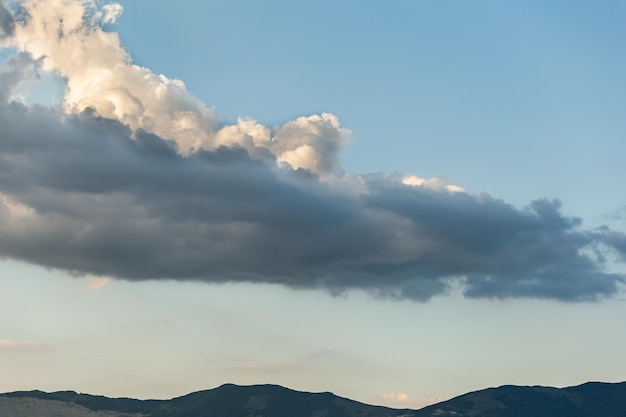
[1,0,626,409]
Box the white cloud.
[6,0,350,176]
[272,113,351,174]
[382,392,443,409]
[402,175,466,193]
[10,0,219,153]
[100,3,123,24]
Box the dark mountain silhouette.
[0,384,414,417]
[413,381,626,417]
[2,381,626,417]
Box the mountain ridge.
[2,381,626,417]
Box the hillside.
[414,381,626,417]
[0,384,414,417]
[2,381,626,417]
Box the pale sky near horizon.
[1,0,626,410]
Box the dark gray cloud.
[604,230,626,259]
[0,2,14,41]
[0,55,624,302]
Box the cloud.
[0,2,14,43]
[0,0,624,302]
[382,392,442,409]
[604,230,626,259]
[5,0,350,176]
[602,207,626,222]
[401,175,465,193]
[100,3,122,24]
[384,392,410,402]
[0,339,54,353]
[83,276,112,290]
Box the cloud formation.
[7,0,350,175]
[0,0,623,302]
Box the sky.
[1,0,626,410]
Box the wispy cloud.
[0,0,623,302]
[0,339,54,353]
[83,276,112,290]
[225,364,295,375]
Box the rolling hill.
[2,381,625,417]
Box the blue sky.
[1,0,625,409]
[116,0,626,219]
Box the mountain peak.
[2,381,626,417]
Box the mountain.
[1,381,625,417]
[413,381,626,417]
[0,384,415,417]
